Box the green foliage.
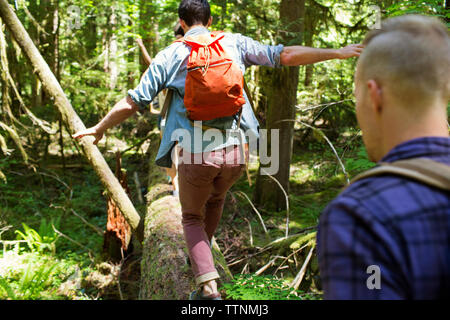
[3,260,58,300]
[345,145,375,175]
[386,0,449,24]
[0,222,93,300]
[0,251,86,300]
[0,277,16,299]
[0,159,105,300]
[15,219,60,255]
[3,0,445,302]
[222,274,319,300]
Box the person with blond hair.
[317,14,450,300]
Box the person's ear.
[367,80,383,114]
[179,19,188,32]
[207,16,213,27]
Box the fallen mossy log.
[139,133,232,300]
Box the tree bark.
[303,1,316,87]
[0,19,10,123]
[109,7,118,90]
[138,0,155,75]
[103,152,133,262]
[0,0,143,243]
[254,0,305,211]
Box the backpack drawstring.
[202,44,211,76]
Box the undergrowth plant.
[0,220,90,300]
[15,218,60,255]
[345,145,375,175]
[222,274,320,300]
[0,260,58,300]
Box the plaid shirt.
[317,136,450,299]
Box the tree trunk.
[103,152,133,262]
[52,1,65,171]
[139,134,232,300]
[254,0,305,211]
[84,14,97,60]
[102,24,109,73]
[138,0,155,74]
[109,7,118,90]
[304,1,316,87]
[0,0,143,243]
[0,21,11,125]
[127,18,136,88]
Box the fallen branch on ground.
[289,245,315,290]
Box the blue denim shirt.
[128,26,284,168]
[317,136,450,299]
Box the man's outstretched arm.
[72,96,139,145]
[280,44,364,66]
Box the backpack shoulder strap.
[350,158,450,191]
[160,90,174,120]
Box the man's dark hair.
[174,22,185,37]
[178,0,211,27]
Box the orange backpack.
[176,31,246,121]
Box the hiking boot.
[189,290,222,300]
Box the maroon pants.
[178,145,244,285]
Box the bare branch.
[255,255,285,276]
[0,121,28,163]
[289,245,315,290]
[234,191,268,234]
[69,208,103,236]
[296,99,353,113]
[273,242,309,275]
[243,217,253,247]
[259,169,290,238]
[52,225,94,255]
[281,119,350,184]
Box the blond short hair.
[358,15,449,106]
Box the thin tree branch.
[52,225,93,255]
[259,169,290,238]
[234,191,268,234]
[280,119,350,184]
[289,245,314,290]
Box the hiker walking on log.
[317,15,450,300]
[72,0,363,300]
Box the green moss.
[289,232,316,250]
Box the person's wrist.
[335,48,344,59]
[94,123,105,135]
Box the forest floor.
[0,125,372,300]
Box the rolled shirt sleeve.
[235,33,284,68]
[128,50,169,112]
